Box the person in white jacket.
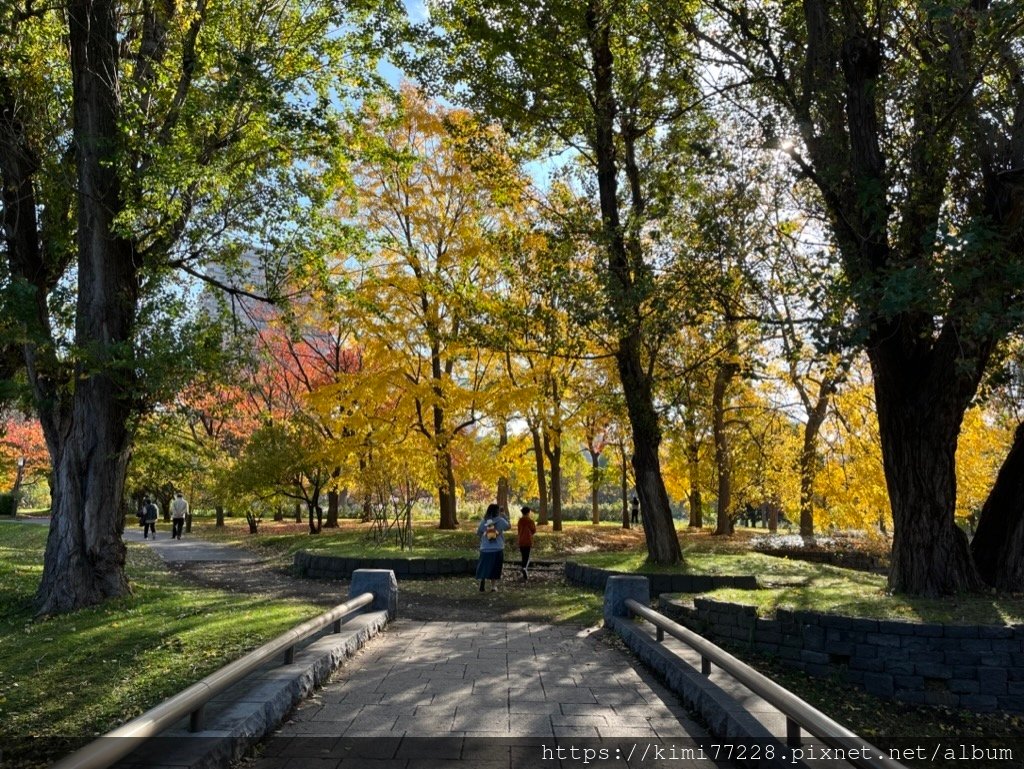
[170,492,189,540]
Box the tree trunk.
[543,428,562,532]
[10,460,24,515]
[34,0,138,615]
[531,425,549,525]
[712,359,738,536]
[619,442,629,529]
[326,467,340,527]
[586,3,680,565]
[798,390,830,538]
[327,489,339,528]
[307,500,321,534]
[438,450,458,529]
[970,422,1024,591]
[590,449,601,524]
[873,362,982,595]
[35,425,132,615]
[497,421,509,511]
[293,501,301,523]
[686,421,703,529]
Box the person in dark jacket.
[143,498,159,539]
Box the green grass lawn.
[0,522,324,768]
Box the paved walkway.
[123,523,257,562]
[250,620,730,768]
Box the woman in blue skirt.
[475,503,510,592]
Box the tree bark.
[586,0,680,564]
[619,441,629,529]
[327,490,339,528]
[873,358,983,595]
[590,449,601,524]
[543,428,562,532]
[712,359,738,536]
[33,0,137,615]
[685,418,703,529]
[496,421,509,511]
[438,450,458,529]
[970,423,1024,591]
[531,424,549,525]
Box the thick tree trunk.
[543,429,562,532]
[531,425,549,525]
[438,450,458,529]
[970,422,1024,591]
[34,0,137,615]
[36,423,132,615]
[873,363,982,595]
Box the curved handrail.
[623,598,905,769]
[52,591,375,769]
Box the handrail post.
[603,575,650,626]
[786,717,801,747]
[333,619,342,633]
[350,569,399,620]
[701,656,711,675]
[190,705,205,733]
[656,626,664,642]
[284,646,295,664]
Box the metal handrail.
[623,599,905,769]
[52,591,375,769]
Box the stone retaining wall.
[565,561,758,595]
[295,550,477,580]
[660,596,1024,713]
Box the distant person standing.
[475,503,510,592]
[143,497,159,539]
[170,492,189,540]
[517,506,537,580]
[630,495,640,526]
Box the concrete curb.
[113,610,389,769]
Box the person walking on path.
[631,494,641,526]
[517,506,536,580]
[475,503,510,592]
[170,491,189,540]
[142,497,159,539]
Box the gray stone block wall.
[564,562,758,595]
[293,551,476,580]
[659,596,1024,714]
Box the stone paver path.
[250,620,730,768]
